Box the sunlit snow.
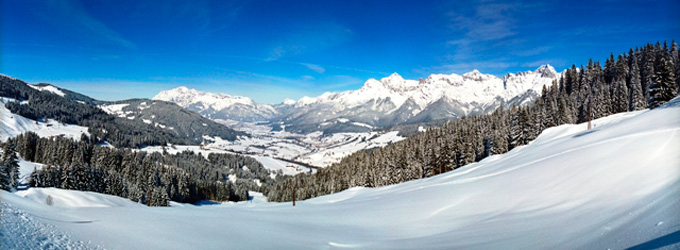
[2,98,678,249]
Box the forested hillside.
[100,99,242,142]
[0,77,239,148]
[267,41,679,202]
[2,132,278,206]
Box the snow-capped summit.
[153,86,277,121]
[156,66,561,133]
[462,69,493,81]
[270,65,560,133]
[380,73,405,87]
[154,86,256,110]
[535,64,558,78]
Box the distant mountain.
[98,99,242,142]
[156,65,560,134]
[153,86,277,121]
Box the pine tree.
[672,40,680,93]
[2,143,20,190]
[641,46,656,98]
[628,55,646,110]
[612,76,629,113]
[0,151,9,191]
[648,56,678,108]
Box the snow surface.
[17,159,43,184]
[1,97,90,142]
[28,84,65,97]
[2,98,679,249]
[15,188,146,208]
[1,197,100,249]
[98,103,131,117]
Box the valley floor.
[2,99,680,249]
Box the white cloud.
[301,63,326,74]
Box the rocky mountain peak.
[534,64,557,78]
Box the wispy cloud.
[266,22,353,60]
[447,3,517,46]
[138,52,387,75]
[301,63,326,74]
[430,1,558,75]
[45,0,136,49]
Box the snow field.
[1,98,89,142]
[1,98,678,249]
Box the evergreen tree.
[612,76,629,113]
[0,151,8,191]
[641,45,656,98]
[648,56,678,108]
[672,40,680,93]
[628,55,646,110]
[2,143,20,190]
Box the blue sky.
[2,0,679,103]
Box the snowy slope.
[28,84,66,97]
[97,99,242,141]
[0,97,89,142]
[15,188,146,208]
[2,98,679,249]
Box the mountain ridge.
[154,65,561,133]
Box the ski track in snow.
[0,200,101,249]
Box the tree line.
[3,132,279,206]
[266,41,679,202]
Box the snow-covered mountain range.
[153,86,277,121]
[154,65,560,133]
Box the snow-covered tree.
[648,56,678,108]
[628,54,646,110]
[1,143,20,190]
